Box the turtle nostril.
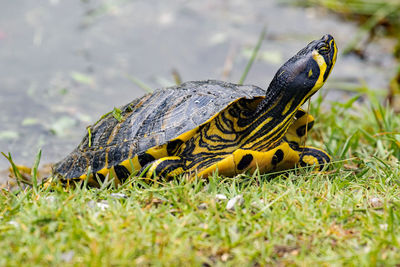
[322,34,333,44]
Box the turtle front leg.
[140,156,185,180]
[285,108,315,146]
[285,108,331,171]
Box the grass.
[2,19,400,265]
[292,0,400,57]
[238,26,267,85]
[1,89,400,266]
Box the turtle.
[51,34,337,187]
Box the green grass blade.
[126,74,153,93]
[238,26,267,85]
[1,152,25,188]
[339,132,356,159]
[83,166,92,189]
[31,149,42,195]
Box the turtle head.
[267,34,337,107]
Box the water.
[0,0,396,172]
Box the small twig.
[302,99,312,150]
[373,131,400,137]
[221,44,237,80]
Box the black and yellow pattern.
[52,34,337,186]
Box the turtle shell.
[54,80,266,179]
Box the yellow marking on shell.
[114,155,139,178]
[115,160,135,176]
[97,167,110,177]
[129,155,141,171]
[77,165,110,183]
[79,154,140,184]
[77,122,196,183]
[282,98,294,116]
[129,93,152,112]
[109,167,118,182]
[308,69,313,78]
[145,156,183,179]
[78,173,87,181]
[146,144,169,159]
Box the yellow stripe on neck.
[303,50,327,101]
[312,50,327,90]
[282,98,294,116]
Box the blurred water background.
[0,0,397,170]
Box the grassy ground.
[2,5,400,263]
[1,90,400,266]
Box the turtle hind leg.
[139,156,185,181]
[294,145,331,171]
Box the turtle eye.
[317,42,330,54]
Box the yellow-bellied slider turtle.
[52,34,337,186]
